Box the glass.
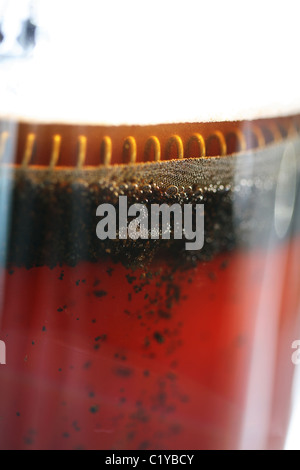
[0,0,300,451]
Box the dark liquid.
[0,117,299,449]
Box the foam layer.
[4,138,299,268]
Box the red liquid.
[0,237,299,450]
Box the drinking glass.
[0,0,299,450]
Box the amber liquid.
[0,116,299,449]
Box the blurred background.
[1,0,300,125]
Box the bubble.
[166,185,178,197]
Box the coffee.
[0,116,299,449]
